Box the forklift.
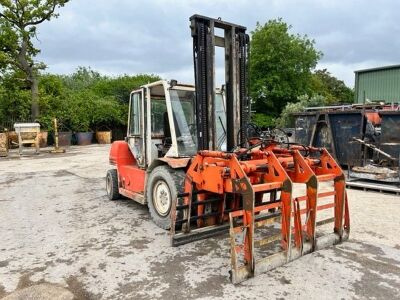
[107,80,226,228]
[106,15,350,283]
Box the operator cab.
[127,80,226,168]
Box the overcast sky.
[35,0,400,87]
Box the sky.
[34,0,400,88]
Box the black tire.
[106,169,120,200]
[146,166,185,230]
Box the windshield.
[170,89,227,156]
[170,89,197,156]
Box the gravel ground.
[0,145,399,299]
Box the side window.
[129,93,141,135]
[151,99,167,135]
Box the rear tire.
[106,169,120,200]
[146,166,185,230]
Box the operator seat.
[156,112,172,157]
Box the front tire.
[146,166,185,230]
[106,169,120,200]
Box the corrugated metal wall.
[355,67,400,103]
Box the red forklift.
[106,15,350,283]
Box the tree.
[275,94,328,128]
[251,113,275,128]
[93,73,161,103]
[310,69,354,104]
[250,19,322,118]
[0,0,69,120]
[0,71,31,121]
[61,66,103,91]
[61,66,160,103]
[44,67,160,131]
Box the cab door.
[127,89,146,167]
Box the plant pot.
[56,131,72,147]
[96,131,112,144]
[39,131,48,148]
[76,132,93,146]
[0,132,8,156]
[8,131,18,148]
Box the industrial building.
[354,64,400,104]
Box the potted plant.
[69,92,94,146]
[74,126,93,146]
[55,120,73,147]
[70,112,93,146]
[7,130,18,148]
[95,127,112,144]
[39,95,73,147]
[93,97,125,144]
[38,116,53,148]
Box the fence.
[0,117,35,132]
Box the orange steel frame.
[171,144,350,283]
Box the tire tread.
[146,165,185,230]
[106,169,120,200]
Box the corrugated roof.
[354,64,400,73]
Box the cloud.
[35,0,400,87]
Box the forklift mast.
[190,15,250,151]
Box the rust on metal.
[171,144,350,284]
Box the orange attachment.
[171,145,350,284]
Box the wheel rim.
[106,174,112,196]
[152,180,171,217]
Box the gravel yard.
[0,145,399,299]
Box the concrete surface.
[0,145,399,299]
[2,283,74,300]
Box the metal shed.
[354,64,400,104]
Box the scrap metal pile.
[294,105,400,189]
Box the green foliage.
[250,18,322,117]
[37,74,68,129]
[310,69,354,104]
[61,90,125,132]
[0,0,69,72]
[0,66,159,132]
[93,73,160,103]
[60,67,160,103]
[0,72,32,121]
[252,113,275,128]
[92,97,127,130]
[0,0,69,118]
[249,19,353,130]
[61,66,103,91]
[34,67,156,132]
[66,90,97,132]
[275,94,328,128]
